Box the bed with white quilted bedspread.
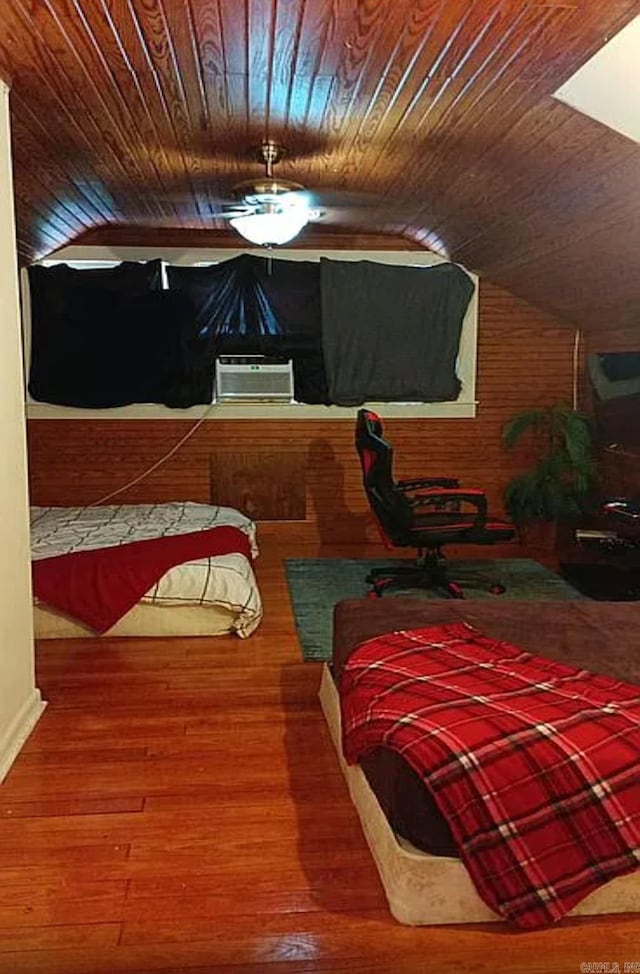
[30,502,262,638]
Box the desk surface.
[559,541,640,569]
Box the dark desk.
[558,521,640,600]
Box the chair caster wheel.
[489,583,506,595]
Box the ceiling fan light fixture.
[229,199,310,246]
[226,141,319,245]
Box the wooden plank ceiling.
[1,0,640,331]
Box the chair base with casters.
[366,548,466,599]
[365,548,509,599]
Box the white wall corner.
[0,79,41,784]
[0,689,46,784]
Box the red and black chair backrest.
[355,409,414,544]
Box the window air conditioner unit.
[215,356,294,402]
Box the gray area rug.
[285,557,584,661]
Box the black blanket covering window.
[29,255,473,410]
[27,260,214,409]
[320,259,474,406]
[167,255,329,404]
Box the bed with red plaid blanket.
[340,622,640,929]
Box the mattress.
[319,662,640,925]
[33,601,237,639]
[332,598,640,857]
[30,502,262,638]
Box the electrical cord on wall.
[88,401,217,508]
[573,327,581,411]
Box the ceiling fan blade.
[214,202,255,217]
[306,188,385,209]
[310,203,417,232]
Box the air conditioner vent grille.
[215,356,294,401]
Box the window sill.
[25,400,477,420]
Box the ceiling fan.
[208,139,415,245]
[213,140,320,245]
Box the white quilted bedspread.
[30,502,262,637]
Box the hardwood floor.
[1,540,640,973]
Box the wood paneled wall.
[27,279,578,543]
[65,225,421,252]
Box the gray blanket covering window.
[320,259,474,406]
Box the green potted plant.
[502,403,597,547]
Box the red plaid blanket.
[340,623,640,929]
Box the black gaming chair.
[355,408,515,597]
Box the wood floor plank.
[0,797,145,818]
[37,685,318,711]
[16,747,150,766]
[116,910,640,964]
[119,884,388,920]
[141,785,344,812]
[0,922,121,953]
[0,843,131,868]
[0,801,363,849]
[0,880,127,929]
[1,754,343,802]
[22,714,191,747]
[126,863,384,900]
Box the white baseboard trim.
[0,688,46,783]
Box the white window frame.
[23,247,478,420]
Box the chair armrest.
[396,477,460,491]
[410,489,488,528]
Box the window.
[24,249,478,420]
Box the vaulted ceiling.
[1,0,640,331]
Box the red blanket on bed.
[340,623,640,929]
[32,526,252,633]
